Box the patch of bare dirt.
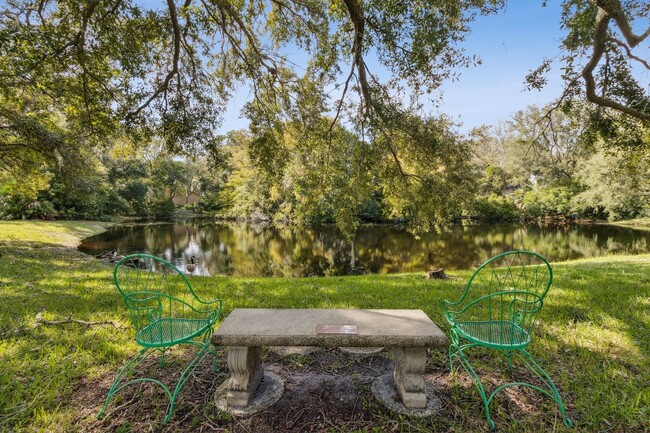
[72,347,574,433]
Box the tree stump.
[426,268,448,279]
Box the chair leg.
[204,328,220,373]
[505,350,513,375]
[448,328,460,373]
[449,343,496,430]
[448,342,574,429]
[98,347,156,420]
[99,341,218,425]
[164,340,213,423]
[448,344,455,373]
[159,347,167,369]
[211,346,220,373]
[518,350,573,428]
[472,350,573,429]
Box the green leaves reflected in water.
[79,222,650,277]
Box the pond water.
[78,221,650,277]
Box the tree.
[507,105,592,186]
[151,158,191,201]
[528,1,649,133]
[1,0,504,230]
[0,0,502,143]
[573,143,650,219]
[107,158,149,215]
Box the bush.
[150,198,175,218]
[522,186,576,218]
[468,194,519,221]
[0,195,58,220]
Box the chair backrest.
[465,251,553,301]
[113,254,207,333]
[451,251,553,340]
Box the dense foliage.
[0,1,648,229]
[0,141,224,220]
[1,102,649,224]
[468,104,650,221]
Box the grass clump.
[0,221,648,432]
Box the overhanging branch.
[343,0,372,115]
[126,0,187,119]
[582,6,650,121]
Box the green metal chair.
[442,250,572,429]
[97,253,222,424]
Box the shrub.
[150,198,175,218]
[522,186,576,218]
[467,194,519,221]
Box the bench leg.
[393,347,427,408]
[226,346,263,407]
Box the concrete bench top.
[211,308,447,347]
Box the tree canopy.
[1,0,648,230]
[528,0,649,139]
[0,0,501,147]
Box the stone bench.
[211,308,447,411]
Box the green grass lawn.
[0,221,648,432]
[609,217,650,232]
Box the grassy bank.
[0,221,648,432]
[609,217,650,232]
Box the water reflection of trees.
[78,222,650,277]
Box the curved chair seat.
[136,318,213,347]
[456,320,530,349]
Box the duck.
[96,250,116,260]
[186,256,197,273]
[110,251,125,263]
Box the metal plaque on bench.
[316,324,358,335]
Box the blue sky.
[435,1,566,131]
[217,2,572,134]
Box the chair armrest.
[123,292,163,332]
[125,291,220,322]
[193,297,222,321]
[454,291,543,319]
[198,296,222,306]
[441,299,461,325]
[124,292,162,311]
[192,299,222,323]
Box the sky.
[434,1,566,131]
[215,1,617,134]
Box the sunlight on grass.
[610,218,650,232]
[0,221,114,248]
[546,322,642,360]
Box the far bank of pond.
[77,221,650,277]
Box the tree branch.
[213,0,279,75]
[593,0,650,47]
[609,37,650,70]
[343,0,372,116]
[126,0,186,119]
[35,310,122,329]
[582,7,650,121]
[329,63,355,133]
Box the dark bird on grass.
[110,251,125,263]
[96,250,116,260]
[186,256,197,273]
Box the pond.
[78,221,650,277]
[79,220,650,277]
